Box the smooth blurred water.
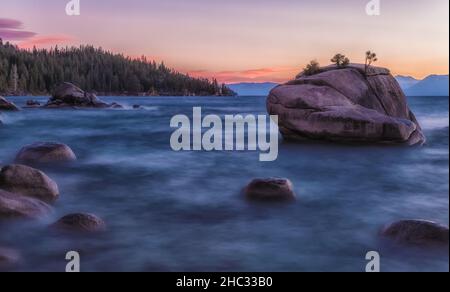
[0,95,448,272]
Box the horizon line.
[3,40,448,84]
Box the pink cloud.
[18,35,76,49]
[0,18,23,29]
[0,18,36,40]
[188,67,298,83]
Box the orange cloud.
[17,35,75,49]
[188,67,298,83]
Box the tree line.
[0,39,236,96]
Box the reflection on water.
[0,96,448,272]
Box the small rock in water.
[0,164,59,203]
[111,102,124,109]
[15,142,77,165]
[0,189,52,219]
[0,96,20,111]
[244,178,296,202]
[0,247,21,267]
[44,82,123,109]
[52,213,106,233]
[24,100,41,108]
[381,219,449,247]
[133,104,143,109]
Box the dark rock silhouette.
[244,178,296,202]
[24,100,41,108]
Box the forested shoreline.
[0,39,236,96]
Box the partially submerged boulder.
[52,213,106,233]
[381,219,449,247]
[267,64,425,145]
[111,102,124,109]
[15,142,77,165]
[244,178,296,202]
[0,189,52,219]
[0,164,59,203]
[0,247,21,267]
[44,82,122,109]
[0,96,20,111]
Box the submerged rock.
[0,164,59,203]
[111,102,124,109]
[0,247,21,267]
[44,82,122,109]
[244,178,296,202]
[24,100,41,108]
[15,142,77,165]
[381,219,449,247]
[0,96,20,111]
[267,64,425,145]
[52,213,106,233]
[0,189,52,219]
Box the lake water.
[0,95,448,272]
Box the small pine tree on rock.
[331,54,350,68]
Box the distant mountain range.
[227,82,278,96]
[396,75,449,96]
[228,75,448,97]
[396,76,421,90]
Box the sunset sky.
[0,0,448,83]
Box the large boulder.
[15,142,77,165]
[52,213,106,233]
[267,64,425,145]
[44,82,122,109]
[381,219,449,247]
[244,178,296,202]
[0,189,52,219]
[0,96,20,111]
[0,164,59,203]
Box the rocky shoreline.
[0,76,448,270]
[0,143,106,225]
[0,142,108,269]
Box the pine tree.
[9,64,18,93]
